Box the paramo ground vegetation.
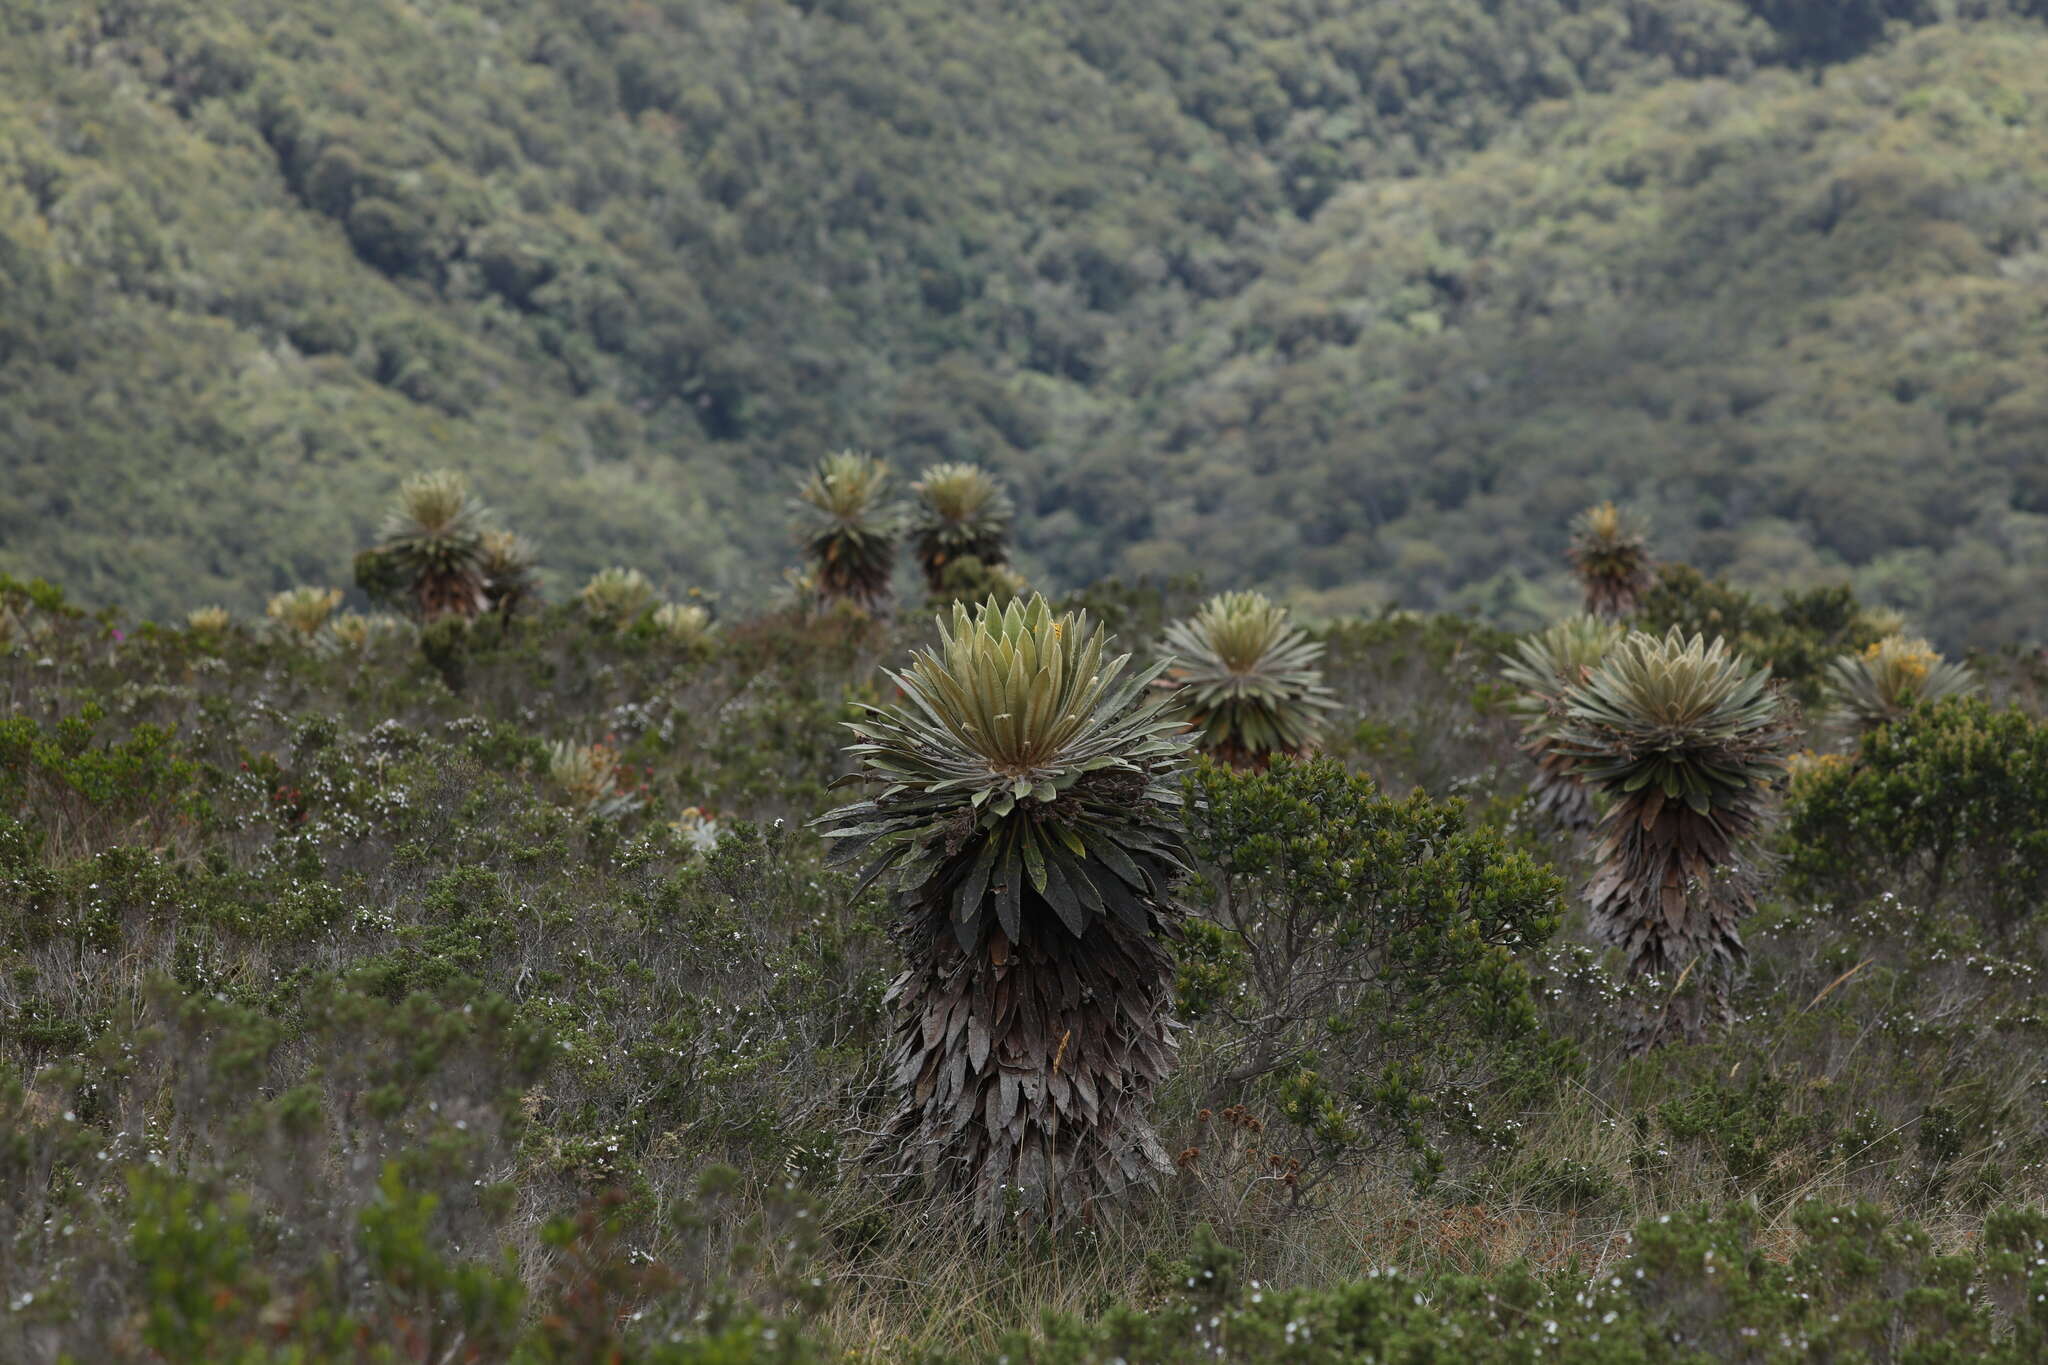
[1,553,2045,1360]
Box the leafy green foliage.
[1001,1201,2048,1362]
[114,1161,827,1362]
[4,6,2048,650]
[1050,27,2048,644]
[0,705,202,851]
[1179,758,1568,1185]
[1312,611,1526,802]
[1785,697,2048,936]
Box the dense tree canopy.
[2,1,2044,648]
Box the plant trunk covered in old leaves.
[817,595,1192,1228]
[884,886,1181,1227]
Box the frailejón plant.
[361,470,491,621]
[795,451,900,610]
[1158,591,1333,769]
[909,463,1014,594]
[1566,502,1654,619]
[1823,635,1975,735]
[1499,614,1624,829]
[816,595,1193,1226]
[1553,629,1792,1042]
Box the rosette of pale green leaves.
[372,470,491,620]
[653,600,716,648]
[795,451,902,608]
[1159,591,1334,765]
[1500,615,1625,721]
[1554,629,1785,817]
[547,739,642,820]
[1824,635,1975,733]
[186,605,233,635]
[265,586,343,640]
[327,611,411,653]
[1566,502,1653,618]
[910,463,1014,591]
[579,566,656,629]
[817,594,1192,950]
[1499,615,1624,827]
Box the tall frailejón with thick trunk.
[817,596,1193,1227]
[1553,629,1792,1045]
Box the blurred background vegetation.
[4,0,2047,647]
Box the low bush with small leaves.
[1784,697,2048,939]
[1176,757,1571,1190]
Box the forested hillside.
[4,0,2047,642]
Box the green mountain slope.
[1076,27,2048,644]
[2,1,2045,646]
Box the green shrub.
[346,196,434,276]
[1784,698,2048,936]
[0,704,202,849]
[1179,757,1570,1184]
[1314,612,1523,801]
[118,1163,827,1362]
[924,552,1027,609]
